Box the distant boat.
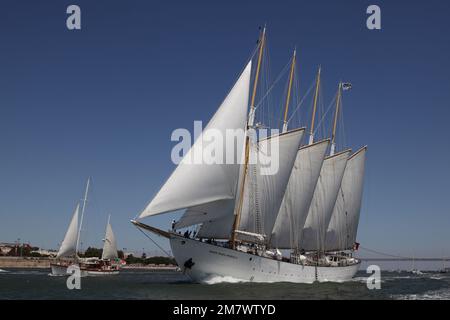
[81,215,121,276]
[0,269,8,273]
[50,178,90,276]
[439,258,449,273]
[50,179,121,276]
[410,256,423,275]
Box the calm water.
[0,268,449,300]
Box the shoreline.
[0,257,179,271]
[0,257,51,268]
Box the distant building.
[30,249,58,257]
[0,243,17,256]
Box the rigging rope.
[254,58,291,111]
[286,80,315,124]
[134,225,172,257]
[314,93,337,136]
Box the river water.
[0,268,449,300]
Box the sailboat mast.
[105,214,111,238]
[76,177,90,256]
[330,82,342,155]
[230,27,266,249]
[308,66,321,144]
[250,27,266,111]
[282,49,296,133]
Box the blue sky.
[0,0,449,258]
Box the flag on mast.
[342,82,352,91]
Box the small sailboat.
[132,28,367,283]
[81,215,121,276]
[439,258,449,273]
[50,178,90,276]
[410,256,423,275]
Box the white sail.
[325,147,367,251]
[175,199,234,230]
[139,62,252,218]
[195,129,305,239]
[197,214,235,239]
[301,150,350,252]
[102,218,118,260]
[238,128,305,237]
[57,203,80,258]
[270,139,329,249]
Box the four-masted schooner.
[132,28,367,283]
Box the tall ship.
[132,28,367,283]
[51,179,121,276]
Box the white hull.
[170,236,360,284]
[50,263,118,276]
[84,270,120,276]
[50,263,88,277]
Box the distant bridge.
[361,258,450,261]
[358,246,450,262]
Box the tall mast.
[330,82,342,156]
[104,214,111,241]
[308,66,321,144]
[230,27,266,249]
[76,177,90,256]
[282,49,296,133]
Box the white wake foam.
[201,275,249,284]
[393,288,450,300]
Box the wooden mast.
[308,66,321,144]
[282,49,296,133]
[230,27,266,249]
[330,82,342,155]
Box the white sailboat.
[81,215,121,276]
[51,178,121,276]
[132,28,366,283]
[50,178,90,276]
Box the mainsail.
[301,149,350,251]
[270,139,330,249]
[174,199,234,230]
[102,217,118,260]
[195,129,305,239]
[238,128,305,237]
[57,203,80,258]
[325,146,367,251]
[139,62,252,218]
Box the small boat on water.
[50,179,121,276]
[81,215,121,276]
[50,178,90,276]
[409,256,423,275]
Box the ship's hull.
[50,262,119,276]
[84,269,120,276]
[50,263,89,277]
[170,236,360,284]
